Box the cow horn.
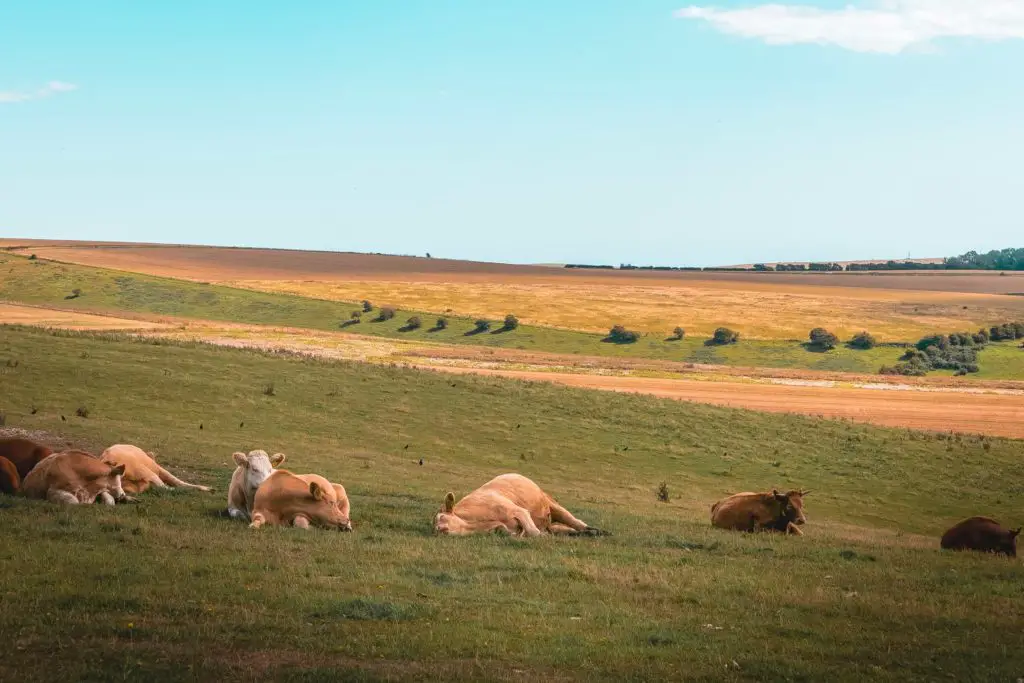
[801,489,812,496]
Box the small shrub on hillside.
[606,325,640,344]
[657,482,670,503]
[973,328,990,344]
[262,383,276,396]
[849,331,877,350]
[809,327,839,350]
[361,300,373,313]
[75,406,90,419]
[473,319,491,333]
[434,317,448,330]
[502,314,519,331]
[375,307,396,322]
[402,316,422,331]
[710,328,740,345]
[28,254,37,260]
[670,327,685,341]
[64,288,83,300]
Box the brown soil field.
[0,303,171,330]
[5,239,1024,294]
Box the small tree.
[809,327,839,350]
[849,331,877,350]
[711,327,739,345]
[607,325,639,343]
[376,306,396,321]
[435,317,448,330]
[350,310,362,321]
[670,326,685,341]
[657,482,670,503]
[503,314,519,331]
[473,319,491,333]
[28,254,37,260]
[362,300,373,313]
[404,316,422,330]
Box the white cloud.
[675,0,1024,54]
[0,80,78,104]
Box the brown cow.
[249,470,352,531]
[711,489,809,535]
[0,456,20,495]
[941,517,1019,558]
[22,450,133,505]
[100,444,212,494]
[0,437,53,479]
[433,473,604,537]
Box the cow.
[941,517,1019,558]
[21,450,133,505]
[99,444,212,495]
[433,473,605,537]
[711,489,809,535]
[227,450,286,521]
[0,437,54,480]
[0,456,20,495]
[248,470,352,531]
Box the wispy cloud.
[675,0,1024,54]
[0,80,78,104]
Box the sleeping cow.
[711,489,809,535]
[100,444,212,494]
[248,470,352,531]
[941,517,1019,558]
[227,450,286,521]
[0,456,20,495]
[22,450,132,505]
[0,437,53,480]
[433,473,604,537]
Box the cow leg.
[291,516,311,530]
[249,513,267,529]
[549,499,607,536]
[47,489,79,505]
[156,466,212,492]
[97,491,117,506]
[785,522,804,536]
[227,507,250,522]
[511,508,543,537]
[548,522,578,535]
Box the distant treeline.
[562,248,1024,273]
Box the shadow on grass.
[801,342,833,354]
[490,326,515,335]
[339,320,360,329]
[464,327,490,337]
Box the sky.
[2,1,1023,267]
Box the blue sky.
[2,1,1023,266]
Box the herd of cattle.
[0,436,1019,557]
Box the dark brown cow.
[711,489,809,535]
[0,456,20,495]
[0,437,54,479]
[941,517,1019,558]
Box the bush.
[375,307,396,322]
[262,383,276,396]
[973,328,990,344]
[435,317,448,330]
[670,327,685,341]
[351,310,362,320]
[473,319,491,333]
[808,327,839,350]
[75,406,90,418]
[503,314,519,331]
[28,254,37,260]
[710,328,739,345]
[849,331,877,350]
[657,482,670,503]
[361,300,373,313]
[606,325,640,344]
[403,316,422,331]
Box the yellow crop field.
[229,279,1024,341]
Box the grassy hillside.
[0,326,1022,681]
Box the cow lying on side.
[433,473,605,537]
[100,444,212,494]
[0,456,20,495]
[227,450,286,521]
[711,489,809,535]
[22,450,132,505]
[249,470,352,531]
[0,437,53,480]
[941,517,1019,557]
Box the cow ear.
[270,453,286,467]
[232,452,248,466]
[309,482,325,501]
[772,489,785,501]
[109,464,126,477]
[444,492,455,513]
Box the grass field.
[1,326,1023,681]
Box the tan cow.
[248,470,352,531]
[711,489,809,535]
[22,450,132,505]
[227,450,286,521]
[100,444,212,495]
[433,473,604,537]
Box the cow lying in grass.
[22,450,133,505]
[433,473,605,537]
[941,517,1019,557]
[249,470,352,531]
[711,489,809,535]
[100,444,212,495]
[0,437,53,480]
[227,450,285,521]
[0,456,20,495]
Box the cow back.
[0,437,54,479]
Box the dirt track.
[413,365,1024,438]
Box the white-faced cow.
[433,473,604,537]
[227,450,286,522]
[711,489,809,535]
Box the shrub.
[361,300,373,313]
[75,406,90,418]
[503,314,519,331]
[351,310,362,320]
[606,325,640,344]
[711,328,739,345]
[808,327,839,350]
[434,317,448,330]
[849,331,877,350]
[376,307,396,322]
[262,383,276,396]
[473,319,491,333]
[403,316,422,331]
[973,328,990,344]
[28,254,37,260]
[670,327,685,341]
[657,482,670,503]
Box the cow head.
[1004,527,1020,557]
[307,481,352,531]
[433,492,469,535]
[772,489,809,526]
[233,450,285,491]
